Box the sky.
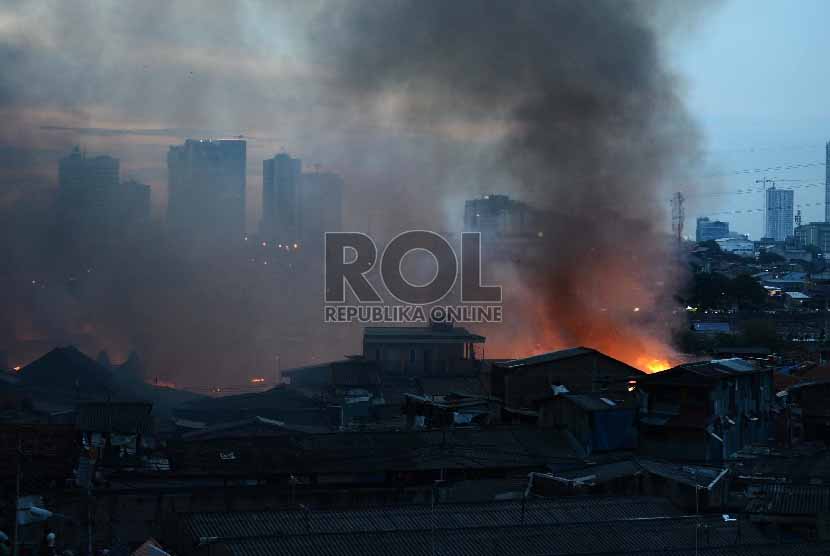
[670,0,830,238]
[1,0,827,239]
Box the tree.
[728,273,768,308]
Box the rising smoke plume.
[0,1,713,384]
[309,0,709,368]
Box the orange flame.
[636,357,672,374]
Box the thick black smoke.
[310,0,708,366]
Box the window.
[375,348,381,361]
[410,349,416,364]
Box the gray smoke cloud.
[0,0,714,382]
[308,0,712,366]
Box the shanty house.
[637,358,774,463]
[537,392,637,454]
[491,347,644,411]
[363,323,485,376]
[787,379,830,443]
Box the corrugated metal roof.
[213,517,773,556]
[183,496,681,541]
[641,359,764,387]
[497,347,597,369]
[745,483,830,515]
[173,427,582,475]
[557,393,621,412]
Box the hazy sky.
[1,0,827,238]
[671,0,830,238]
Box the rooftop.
[363,326,485,344]
[496,347,642,375]
[640,358,763,387]
[182,496,681,542]
[209,516,778,556]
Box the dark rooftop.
[363,326,485,343]
[77,401,154,434]
[182,496,682,542]
[745,483,830,515]
[209,516,781,556]
[550,392,632,412]
[640,358,764,387]
[172,427,581,475]
[496,347,643,375]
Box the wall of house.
[501,355,638,409]
[364,342,471,376]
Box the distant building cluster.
[695,217,730,242]
[55,140,345,253]
[260,152,343,251]
[58,147,150,245]
[695,140,830,250]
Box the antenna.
[670,192,685,242]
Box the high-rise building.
[765,187,794,242]
[113,180,151,239]
[464,194,539,238]
[167,139,246,243]
[58,146,120,234]
[825,141,830,222]
[795,221,830,253]
[695,217,730,242]
[261,153,302,242]
[299,171,343,251]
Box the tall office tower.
[58,146,120,240]
[695,217,730,242]
[167,139,246,244]
[464,194,539,238]
[765,187,794,242]
[299,170,343,251]
[113,180,152,240]
[261,153,302,243]
[825,141,830,222]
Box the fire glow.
[636,357,672,374]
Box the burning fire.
[250,377,266,384]
[635,357,672,374]
[483,310,678,374]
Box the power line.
[705,200,827,218]
[684,179,826,200]
[697,161,826,180]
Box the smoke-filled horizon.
[309,0,709,369]
[0,1,715,383]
